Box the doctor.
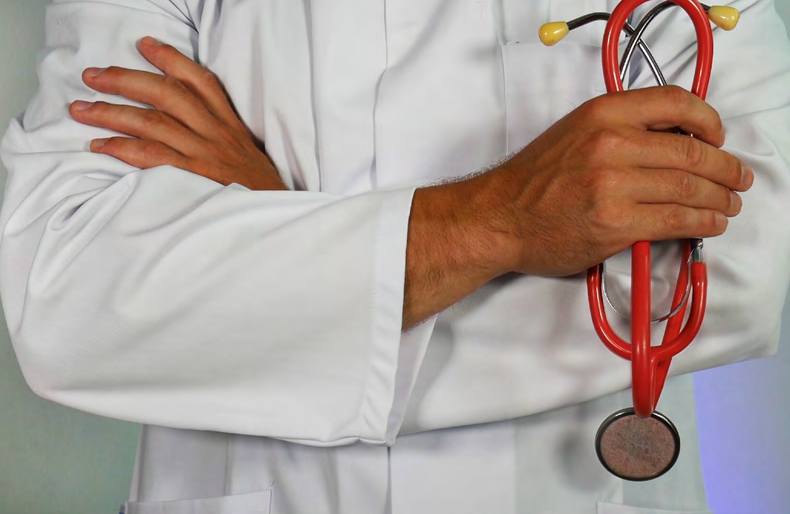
[1,0,789,513]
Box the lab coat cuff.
[356,186,419,445]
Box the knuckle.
[160,76,191,99]
[581,95,615,121]
[681,139,705,169]
[213,125,235,143]
[588,200,624,233]
[673,172,696,199]
[580,97,604,118]
[211,122,246,152]
[160,75,182,90]
[140,140,165,160]
[586,128,623,156]
[663,207,687,232]
[663,85,691,108]
[140,108,165,127]
[197,68,221,90]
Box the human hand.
[485,86,753,277]
[69,36,286,191]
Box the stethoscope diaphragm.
[595,408,681,481]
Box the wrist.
[465,169,524,275]
[412,171,518,282]
[402,170,520,328]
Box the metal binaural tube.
[620,2,677,85]
[541,13,667,86]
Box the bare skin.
[70,37,753,330]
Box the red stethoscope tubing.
[589,0,713,418]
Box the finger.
[81,65,218,139]
[137,36,247,132]
[628,169,742,217]
[632,204,728,242]
[91,137,193,172]
[70,101,204,157]
[627,129,751,192]
[594,86,725,147]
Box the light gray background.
[0,1,788,513]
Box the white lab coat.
[1,0,789,512]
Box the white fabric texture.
[1,0,789,512]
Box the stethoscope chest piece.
[595,408,681,481]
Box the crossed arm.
[3,0,785,442]
[70,36,750,330]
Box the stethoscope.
[539,0,740,481]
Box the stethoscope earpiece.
[539,22,570,46]
[708,5,740,30]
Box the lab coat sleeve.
[398,0,790,434]
[0,0,415,446]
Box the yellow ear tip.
[708,6,740,31]
[539,22,570,46]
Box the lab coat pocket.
[597,501,713,514]
[501,41,606,153]
[123,490,272,514]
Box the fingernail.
[91,138,109,151]
[729,191,741,213]
[141,36,164,47]
[84,67,106,78]
[741,164,755,189]
[715,212,727,229]
[71,100,94,111]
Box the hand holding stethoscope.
[540,0,740,481]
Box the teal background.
[0,1,788,513]
[0,1,140,513]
